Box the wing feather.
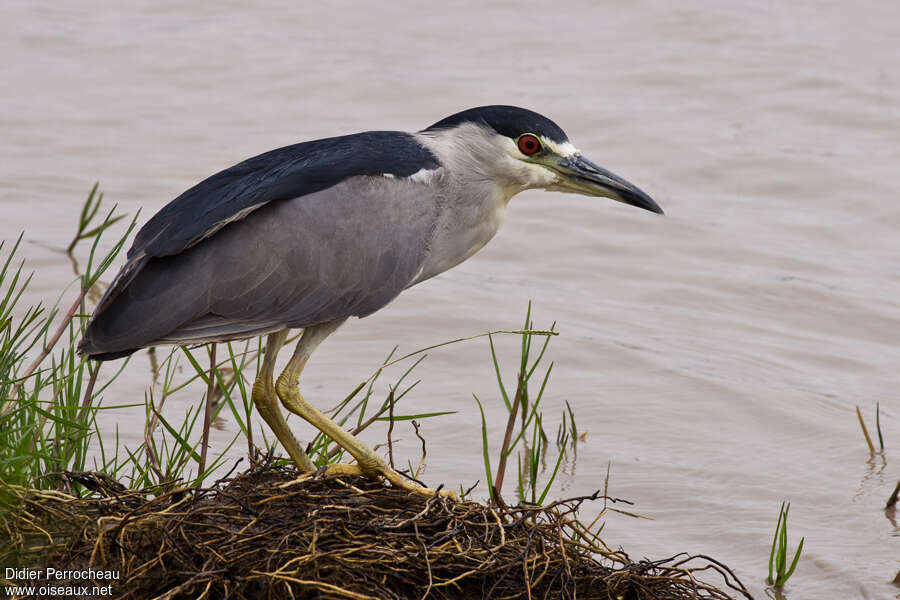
[80,173,442,357]
[132,131,439,259]
[87,131,440,318]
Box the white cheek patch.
[525,162,562,187]
[541,139,579,157]
[503,134,578,158]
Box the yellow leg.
[275,321,454,498]
[251,330,315,472]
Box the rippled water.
[3,1,899,597]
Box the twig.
[144,388,168,482]
[148,347,160,389]
[416,521,434,600]
[493,371,524,506]
[856,405,875,454]
[387,387,396,469]
[198,343,217,482]
[411,420,427,479]
[876,402,884,452]
[77,361,100,424]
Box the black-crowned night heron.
[79,105,662,495]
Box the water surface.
[2,2,898,597]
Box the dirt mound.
[1,466,750,599]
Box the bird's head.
[420,105,662,214]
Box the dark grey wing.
[80,175,441,357]
[131,131,439,260]
[90,131,440,317]
[79,130,441,358]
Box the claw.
[317,462,457,499]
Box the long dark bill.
[551,154,663,214]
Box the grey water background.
[2,1,898,597]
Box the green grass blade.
[768,502,785,584]
[473,394,494,500]
[519,301,533,377]
[779,504,789,576]
[151,405,202,464]
[526,322,556,380]
[374,410,456,421]
[876,402,884,451]
[782,536,804,583]
[488,334,510,411]
[537,431,567,504]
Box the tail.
[77,339,139,362]
[76,251,211,361]
[77,252,148,362]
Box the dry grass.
[1,466,751,600]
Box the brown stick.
[411,419,428,479]
[387,387,396,469]
[144,384,170,482]
[198,343,217,481]
[856,405,875,454]
[77,362,100,423]
[492,371,525,506]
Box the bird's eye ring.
[517,134,542,156]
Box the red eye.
[517,134,541,156]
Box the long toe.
[317,462,457,499]
[371,465,458,500]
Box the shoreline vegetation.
[0,186,750,599]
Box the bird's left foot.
[313,462,457,499]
